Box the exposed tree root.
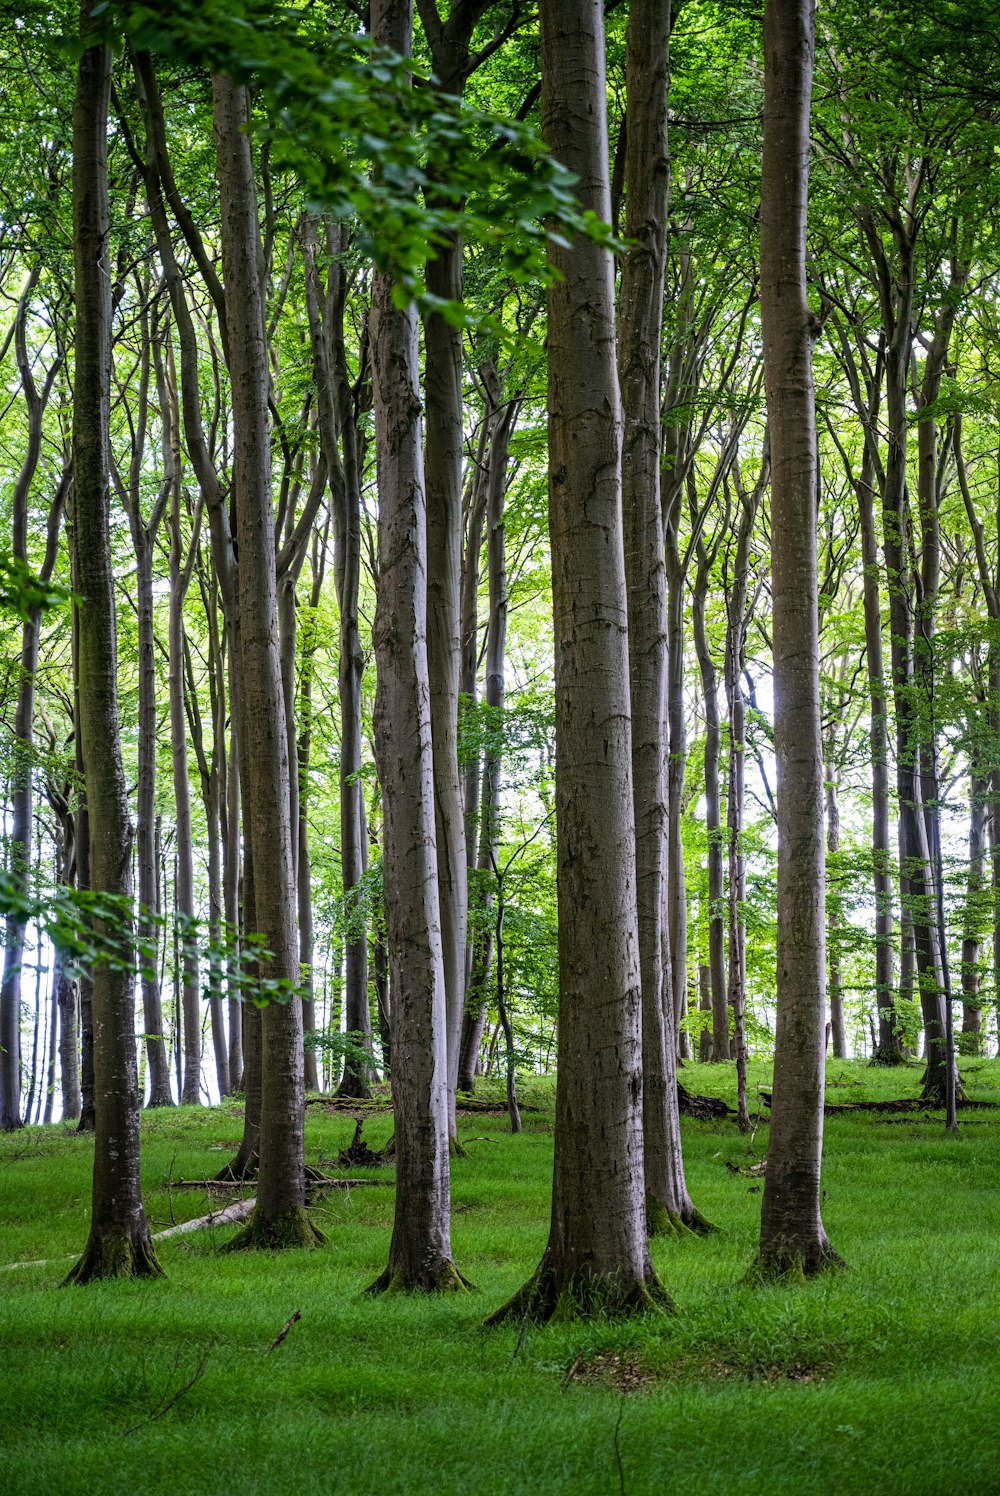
[212,1145,258,1183]
[334,1119,391,1169]
[63,1227,165,1285]
[745,1239,845,1285]
[677,1084,732,1119]
[367,1259,473,1295]
[220,1204,324,1253]
[869,1046,905,1068]
[484,1259,674,1326]
[645,1195,717,1239]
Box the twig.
[121,1349,211,1438]
[267,1309,302,1352]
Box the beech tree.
[489,0,669,1322]
[65,1,161,1283]
[753,0,841,1279]
[367,0,466,1294]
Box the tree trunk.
[213,74,318,1249]
[753,0,840,1280]
[165,389,202,1106]
[366,0,464,1295]
[856,447,900,1061]
[960,780,987,1053]
[825,757,847,1058]
[423,232,468,1142]
[458,379,516,1095]
[303,217,373,1100]
[65,9,161,1281]
[619,0,707,1237]
[0,291,64,1131]
[489,0,669,1323]
[692,560,727,1063]
[664,531,689,1058]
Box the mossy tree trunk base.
[745,1239,845,1285]
[336,1071,372,1102]
[645,1194,717,1239]
[63,1228,165,1285]
[213,1145,258,1183]
[367,1259,472,1295]
[870,1046,906,1068]
[484,1257,674,1327]
[920,1069,965,1108]
[221,1204,324,1252]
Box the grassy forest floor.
[3,1056,1000,1495]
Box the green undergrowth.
[3,1059,1000,1494]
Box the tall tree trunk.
[213,74,318,1249]
[856,446,900,1061]
[619,0,707,1236]
[303,217,373,1099]
[65,7,161,1281]
[692,558,727,1064]
[130,510,174,1106]
[423,233,468,1142]
[960,780,987,1054]
[489,0,669,1323]
[0,291,64,1131]
[458,381,516,1094]
[825,755,847,1059]
[366,0,464,1294]
[753,0,840,1280]
[167,479,201,1105]
[664,531,689,1058]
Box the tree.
[752,0,841,1280]
[488,0,669,1323]
[65,2,162,1283]
[619,0,709,1235]
[213,72,319,1250]
[367,0,466,1294]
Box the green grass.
[3,1058,1000,1495]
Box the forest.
[2,0,1000,1492]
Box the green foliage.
[0,555,69,622]
[109,0,618,306]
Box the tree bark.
[366,0,465,1295]
[213,74,318,1249]
[458,376,517,1094]
[489,0,669,1322]
[825,754,847,1059]
[619,0,707,1236]
[0,286,64,1131]
[753,0,841,1280]
[65,7,161,1281]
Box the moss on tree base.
[213,1144,258,1183]
[221,1204,324,1253]
[645,1194,717,1239]
[367,1258,473,1295]
[869,1046,905,1068]
[63,1227,165,1285]
[484,1259,674,1327]
[745,1240,845,1286]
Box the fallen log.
[173,1175,393,1190]
[677,1083,733,1119]
[152,1198,256,1240]
[757,1091,999,1115]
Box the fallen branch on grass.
[151,1198,257,1240]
